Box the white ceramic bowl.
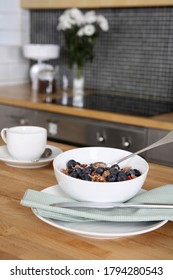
[23,44,60,61]
[53,147,149,202]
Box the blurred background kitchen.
[1,1,173,103]
[0,0,173,166]
[30,5,173,107]
[0,0,30,85]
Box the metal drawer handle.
[122,136,131,148]
[96,132,105,143]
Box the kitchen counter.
[0,84,173,130]
[20,0,173,9]
[0,139,173,260]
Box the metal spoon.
[116,130,173,165]
[32,148,52,162]
[50,201,173,209]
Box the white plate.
[0,145,62,168]
[32,185,167,239]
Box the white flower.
[77,27,85,37]
[57,8,109,69]
[84,11,97,24]
[68,8,83,18]
[97,15,109,31]
[67,8,84,26]
[83,24,96,36]
[57,14,72,30]
[77,24,96,37]
[57,8,85,30]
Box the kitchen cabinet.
[146,128,173,167]
[0,104,147,151]
[0,103,173,166]
[34,110,173,166]
[34,109,148,152]
[0,104,37,130]
[20,0,173,9]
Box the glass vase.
[72,64,84,108]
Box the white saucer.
[32,185,167,239]
[0,145,62,168]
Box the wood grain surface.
[0,139,173,260]
[20,0,173,9]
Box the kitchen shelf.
[20,0,173,9]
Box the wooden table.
[0,141,173,260]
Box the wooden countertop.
[0,84,173,130]
[20,0,173,9]
[0,139,173,260]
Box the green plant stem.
[77,65,82,79]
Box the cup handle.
[1,128,8,144]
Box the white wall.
[0,0,30,85]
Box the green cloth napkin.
[20,184,173,223]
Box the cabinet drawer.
[0,104,37,129]
[146,128,173,166]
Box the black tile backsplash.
[31,7,173,102]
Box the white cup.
[1,126,47,161]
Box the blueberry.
[95,167,105,175]
[110,164,120,170]
[80,173,92,181]
[126,169,141,177]
[69,171,78,178]
[73,167,82,177]
[67,159,78,169]
[107,174,117,182]
[126,169,136,177]
[117,171,127,181]
[84,166,94,174]
[134,169,141,177]
[109,168,119,176]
